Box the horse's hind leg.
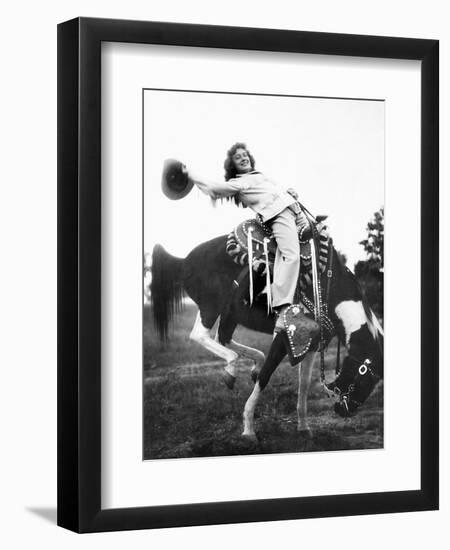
[297,352,316,437]
[189,310,239,388]
[227,340,265,382]
[218,335,265,379]
[242,382,261,441]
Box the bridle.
[325,357,381,412]
[297,202,381,410]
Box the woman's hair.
[223,142,256,181]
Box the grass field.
[143,303,383,460]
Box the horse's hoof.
[241,433,258,444]
[297,427,313,439]
[220,369,236,390]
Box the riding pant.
[268,206,301,308]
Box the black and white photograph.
[143,89,385,460]
[0,0,444,543]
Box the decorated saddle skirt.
[226,217,330,291]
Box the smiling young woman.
[184,142,311,332]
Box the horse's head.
[325,356,381,417]
[325,324,383,418]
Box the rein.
[305,209,336,388]
[302,207,374,399]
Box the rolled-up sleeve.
[189,171,245,198]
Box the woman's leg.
[270,208,300,309]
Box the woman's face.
[231,148,252,174]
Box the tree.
[355,207,384,317]
[359,207,384,270]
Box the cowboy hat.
[161,158,194,200]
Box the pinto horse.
[150,233,383,439]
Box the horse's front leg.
[242,333,287,440]
[296,352,316,437]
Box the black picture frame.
[57,17,439,533]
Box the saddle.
[226,212,333,365]
[226,216,330,290]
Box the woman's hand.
[181,163,192,183]
[287,187,299,200]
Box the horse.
[150,231,383,440]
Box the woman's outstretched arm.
[186,167,240,199]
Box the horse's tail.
[150,244,184,340]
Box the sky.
[143,90,384,270]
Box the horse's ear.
[161,159,194,200]
[316,215,328,223]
